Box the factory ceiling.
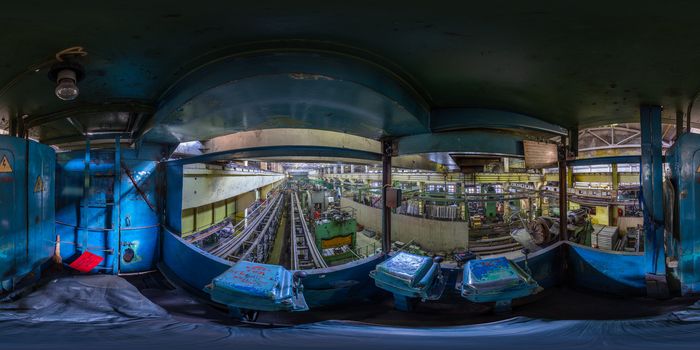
[1,1,699,146]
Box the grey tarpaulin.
[1,275,700,349]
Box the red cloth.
[68,251,104,273]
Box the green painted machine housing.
[484,185,498,218]
[314,216,358,265]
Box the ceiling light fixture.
[48,47,87,101]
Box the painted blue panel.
[567,243,645,296]
[55,143,166,274]
[118,155,160,273]
[0,136,55,291]
[146,51,430,144]
[667,133,700,294]
[160,228,384,308]
[161,228,231,291]
[302,255,385,308]
[27,141,55,274]
[640,106,665,276]
[0,136,27,288]
[512,242,563,289]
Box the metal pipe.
[381,140,392,252]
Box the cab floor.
[124,271,700,327]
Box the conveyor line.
[290,191,327,270]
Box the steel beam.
[395,130,525,157]
[431,108,567,136]
[640,105,668,298]
[168,145,381,166]
[567,155,641,166]
[23,101,154,129]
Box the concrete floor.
[126,272,700,327]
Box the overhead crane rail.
[290,191,327,270]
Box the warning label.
[0,155,12,173]
[34,176,44,193]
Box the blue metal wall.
[667,133,700,294]
[160,227,385,307]
[567,243,646,296]
[0,136,55,291]
[55,143,166,274]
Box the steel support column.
[569,127,579,158]
[640,105,668,298]
[558,138,568,241]
[381,140,392,253]
[611,163,619,200]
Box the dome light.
[54,69,79,101]
[48,56,85,102]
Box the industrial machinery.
[370,252,446,311]
[510,208,594,251]
[205,261,308,321]
[313,206,359,266]
[289,191,327,270]
[483,185,499,219]
[0,136,55,293]
[459,256,540,312]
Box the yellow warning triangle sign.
[34,176,44,193]
[0,155,12,173]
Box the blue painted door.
[27,141,56,274]
[0,137,26,289]
[0,137,55,291]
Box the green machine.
[484,185,498,219]
[314,208,358,265]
